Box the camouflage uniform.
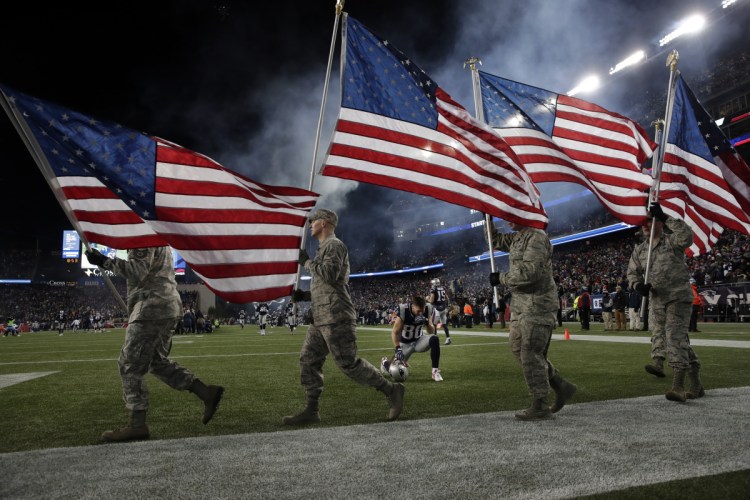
[490,227,566,400]
[627,218,701,372]
[298,234,390,403]
[102,246,195,410]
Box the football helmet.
[431,278,440,286]
[389,360,409,382]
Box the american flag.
[321,15,548,229]
[1,85,318,303]
[478,71,656,226]
[660,75,750,254]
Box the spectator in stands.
[463,301,473,328]
[601,287,614,331]
[85,246,224,442]
[628,288,642,331]
[578,286,591,330]
[627,203,704,402]
[689,278,702,333]
[613,285,628,331]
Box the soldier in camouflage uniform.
[487,220,577,420]
[627,203,704,402]
[285,209,405,425]
[85,246,225,442]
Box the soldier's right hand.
[489,272,501,287]
[634,282,652,295]
[85,249,108,267]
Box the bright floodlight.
[567,75,600,96]
[722,0,737,8]
[609,50,646,75]
[659,14,706,47]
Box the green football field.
[2,321,749,497]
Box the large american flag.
[321,15,548,229]
[1,85,318,303]
[660,75,750,255]
[478,71,656,226]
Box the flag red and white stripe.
[321,16,548,229]
[478,72,656,226]
[1,83,318,303]
[659,75,750,255]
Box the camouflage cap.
[309,208,338,227]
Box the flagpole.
[0,89,127,313]
[640,118,664,327]
[640,50,680,324]
[464,56,501,311]
[294,0,345,299]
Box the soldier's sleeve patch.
[132,249,148,260]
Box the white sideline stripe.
[0,342,507,367]
[0,371,58,389]
[358,327,750,348]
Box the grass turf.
[2,320,749,497]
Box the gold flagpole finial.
[335,0,345,15]
[666,50,679,71]
[463,56,482,71]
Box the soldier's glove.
[394,346,405,362]
[292,289,311,303]
[634,282,652,295]
[298,249,310,266]
[489,272,501,287]
[85,249,109,267]
[649,203,668,223]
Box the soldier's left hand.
[85,249,108,267]
[489,272,501,287]
[298,249,310,266]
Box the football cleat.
[444,338,452,345]
[432,369,444,382]
[389,360,409,382]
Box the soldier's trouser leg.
[323,322,391,392]
[146,318,199,392]
[510,319,554,421]
[658,301,693,371]
[509,320,552,400]
[120,319,191,411]
[647,305,668,362]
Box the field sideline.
[2,322,750,498]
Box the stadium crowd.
[2,223,749,332]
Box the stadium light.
[659,14,706,47]
[567,75,600,96]
[609,50,646,75]
[722,0,737,8]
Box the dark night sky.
[2,0,749,250]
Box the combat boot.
[101,410,150,442]
[666,369,687,402]
[549,375,577,413]
[386,382,405,421]
[189,379,225,424]
[282,402,321,426]
[686,366,705,399]
[515,398,554,421]
[645,357,666,378]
